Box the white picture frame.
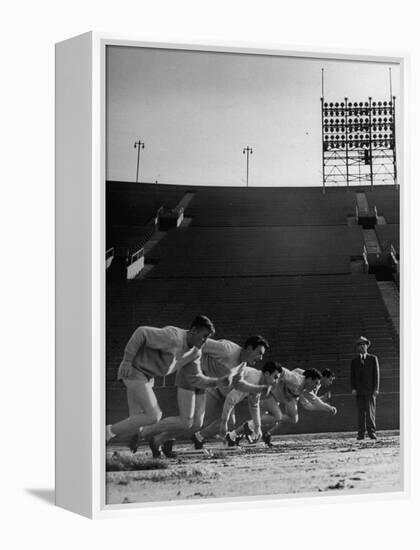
[55,32,408,518]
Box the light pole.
[243,146,253,187]
[134,140,145,183]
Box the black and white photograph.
[104,43,402,506]
[6,0,420,544]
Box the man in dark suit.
[350,336,380,440]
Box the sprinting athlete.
[142,334,269,457]
[236,364,337,446]
[190,335,270,449]
[218,361,281,445]
[315,368,336,403]
[106,315,215,447]
[140,348,231,458]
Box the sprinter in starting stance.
[235,364,337,446]
[106,315,216,450]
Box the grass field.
[106,430,401,505]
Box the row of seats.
[368,187,400,223]
[106,273,398,385]
[106,182,399,431]
[106,181,189,226]
[375,224,400,253]
[106,181,400,229]
[186,186,358,226]
[147,226,365,277]
[106,225,154,254]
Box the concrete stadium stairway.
[134,191,197,278]
[363,229,382,256]
[356,192,370,213]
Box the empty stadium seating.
[106,181,190,226]
[106,225,155,253]
[147,226,364,277]
[186,186,358,226]
[367,186,400,223]
[375,224,400,253]
[106,274,399,431]
[106,182,400,433]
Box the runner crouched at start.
[141,336,231,458]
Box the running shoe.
[191,433,205,450]
[243,422,255,443]
[225,432,242,447]
[148,436,162,458]
[262,431,273,448]
[162,439,177,458]
[129,433,140,454]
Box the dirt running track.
[106,430,401,505]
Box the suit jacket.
[350,353,380,395]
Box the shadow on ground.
[25,489,55,505]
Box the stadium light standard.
[134,139,145,183]
[243,146,253,187]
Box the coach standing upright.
[350,336,380,440]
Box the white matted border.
[56,31,410,518]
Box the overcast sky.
[106,46,401,187]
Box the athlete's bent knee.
[191,420,204,432]
[182,417,194,430]
[145,408,162,424]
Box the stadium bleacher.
[375,224,400,254]
[106,182,400,433]
[186,186,358,226]
[106,181,190,226]
[106,225,154,252]
[368,186,400,223]
[147,226,364,277]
